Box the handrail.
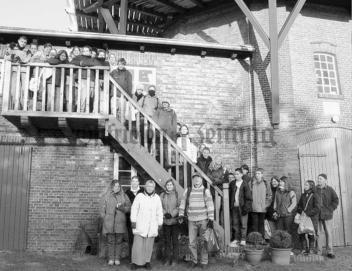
[109,76,223,196]
[9,62,110,70]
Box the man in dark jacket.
[316,173,339,258]
[241,164,251,184]
[110,58,132,97]
[229,169,252,247]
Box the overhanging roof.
[0,26,254,58]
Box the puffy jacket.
[196,156,212,176]
[316,185,339,220]
[229,180,252,215]
[130,192,163,237]
[249,178,272,213]
[160,189,180,225]
[100,190,131,234]
[110,68,132,97]
[275,190,297,217]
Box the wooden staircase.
[106,77,231,247]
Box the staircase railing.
[108,76,231,246]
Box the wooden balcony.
[1,61,111,133]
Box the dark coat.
[110,68,132,97]
[125,188,144,204]
[71,55,100,80]
[153,108,177,140]
[316,185,339,220]
[100,190,131,234]
[197,156,212,176]
[297,190,321,231]
[160,190,180,225]
[229,180,252,215]
[207,166,225,190]
[47,56,70,87]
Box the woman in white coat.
[130,180,163,270]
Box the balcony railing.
[1,61,110,118]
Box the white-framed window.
[314,53,340,95]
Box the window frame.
[313,52,341,96]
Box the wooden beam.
[83,0,104,13]
[268,0,280,126]
[20,116,38,136]
[278,0,307,48]
[188,0,204,8]
[119,0,128,34]
[99,7,119,34]
[233,0,270,48]
[149,0,186,13]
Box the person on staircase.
[316,173,339,258]
[100,179,131,266]
[275,176,297,232]
[248,168,272,238]
[153,101,177,167]
[229,168,252,247]
[207,156,228,224]
[178,173,214,269]
[196,147,212,188]
[160,179,181,266]
[297,180,320,255]
[125,176,144,258]
[130,180,163,270]
[140,85,159,152]
[110,57,132,97]
[176,124,197,187]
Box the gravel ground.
[0,247,351,271]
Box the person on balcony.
[160,179,181,266]
[108,52,117,71]
[69,46,80,62]
[4,36,32,109]
[178,173,214,268]
[248,168,272,238]
[47,50,70,111]
[229,168,252,247]
[130,180,163,270]
[100,179,131,266]
[274,176,297,232]
[110,57,132,97]
[71,45,99,113]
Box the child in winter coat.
[101,179,131,266]
[160,179,181,266]
[297,180,321,255]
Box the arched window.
[313,53,340,95]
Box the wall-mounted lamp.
[65,40,71,47]
[170,48,176,55]
[331,115,339,123]
[230,53,238,60]
[140,45,145,53]
[200,50,207,58]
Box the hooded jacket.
[47,50,70,87]
[275,186,297,217]
[160,181,181,225]
[100,189,131,234]
[196,155,212,176]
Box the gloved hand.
[164,213,172,219]
[207,220,214,229]
[131,222,136,229]
[178,216,184,224]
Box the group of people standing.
[100,172,214,269]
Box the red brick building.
[0,0,351,252]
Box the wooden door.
[298,138,345,246]
[0,145,32,250]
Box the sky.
[0,0,71,31]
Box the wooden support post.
[94,70,99,113]
[68,68,73,113]
[59,68,65,112]
[222,183,231,247]
[99,7,119,34]
[233,0,270,48]
[23,66,30,111]
[113,152,120,179]
[103,70,110,114]
[269,0,280,126]
[278,0,307,48]
[2,61,12,112]
[32,67,39,112]
[119,0,128,35]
